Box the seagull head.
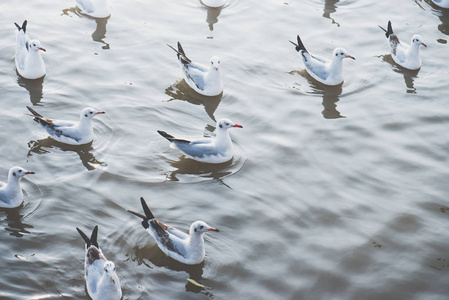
[80,107,105,120]
[333,47,355,60]
[9,166,35,180]
[411,34,427,48]
[210,56,221,71]
[103,261,119,283]
[191,221,219,235]
[29,39,46,52]
[216,118,243,130]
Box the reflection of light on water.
[17,75,44,106]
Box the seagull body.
[432,0,449,8]
[26,106,105,146]
[379,21,427,70]
[201,0,226,8]
[75,0,111,18]
[127,197,219,265]
[14,21,46,80]
[76,226,122,300]
[0,167,35,209]
[290,35,355,86]
[168,42,223,96]
[157,118,242,164]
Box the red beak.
[208,227,219,232]
[39,47,46,52]
[96,111,105,114]
[25,171,35,175]
[347,55,355,60]
[233,124,243,128]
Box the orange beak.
[233,124,243,128]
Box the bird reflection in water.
[1,207,33,237]
[323,0,340,26]
[381,54,420,94]
[204,5,223,33]
[165,80,222,121]
[17,75,44,106]
[129,244,214,298]
[27,138,105,171]
[62,7,110,49]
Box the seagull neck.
[5,175,23,203]
[78,117,93,131]
[407,43,420,57]
[215,128,231,147]
[189,231,205,248]
[330,57,343,73]
[28,49,44,65]
[206,68,221,81]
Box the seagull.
[432,0,449,9]
[14,20,46,80]
[379,21,427,70]
[76,226,122,300]
[26,106,105,146]
[167,42,223,96]
[157,118,242,164]
[75,0,111,18]
[201,0,226,8]
[290,35,355,86]
[0,167,35,209]
[127,197,219,265]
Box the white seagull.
[14,20,46,80]
[75,0,111,18]
[379,21,427,70]
[26,106,105,146]
[127,197,219,265]
[432,0,449,8]
[290,35,355,86]
[157,118,242,164]
[76,226,122,300]
[167,42,223,96]
[201,0,226,8]
[0,167,35,209]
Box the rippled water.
[1,0,449,299]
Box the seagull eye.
[340,52,344,55]
[84,114,88,117]
[33,43,36,46]
[335,53,338,56]
[226,123,229,126]
[13,172,16,177]
[89,111,93,115]
[200,225,204,229]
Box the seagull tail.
[157,130,175,142]
[76,227,92,248]
[90,225,99,248]
[386,21,393,38]
[26,106,43,118]
[167,42,192,64]
[140,197,155,220]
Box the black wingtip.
[177,41,185,56]
[14,20,27,32]
[157,130,175,142]
[26,105,43,118]
[140,197,155,220]
[386,21,393,38]
[76,227,92,247]
[291,35,307,53]
[91,225,99,248]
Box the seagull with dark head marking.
[25,106,105,146]
[157,118,242,164]
[0,166,35,208]
[379,21,427,70]
[127,197,219,265]
[14,20,46,80]
[290,35,355,86]
[76,226,122,300]
[167,42,223,96]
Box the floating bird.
[290,35,355,86]
[201,0,226,8]
[76,226,122,300]
[75,0,111,18]
[0,167,34,208]
[379,21,427,70]
[14,20,46,80]
[167,42,223,96]
[26,106,105,146]
[432,0,449,9]
[127,197,219,265]
[157,118,242,164]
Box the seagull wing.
[302,52,329,81]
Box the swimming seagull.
[76,226,122,300]
[75,0,111,18]
[167,42,223,96]
[379,21,427,70]
[201,0,226,8]
[157,118,242,164]
[26,106,105,146]
[127,197,219,265]
[290,35,355,86]
[14,20,46,80]
[0,166,35,208]
[432,0,449,9]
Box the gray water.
[1,0,449,299]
